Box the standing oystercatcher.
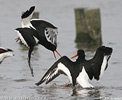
[15,6,61,76]
[35,46,112,88]
[0,47,14,64]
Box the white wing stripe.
[43,62,72,83]
[100,56,108,78]
[44,28,57,46]
[33,36,39,44]
[57,63,72,83]
[15,30,29,48]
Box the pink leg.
[63,81,70,87]
[15,37,20,42]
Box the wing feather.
[35,56,72,86]
[31,20,58,46]
[44,28,57,46]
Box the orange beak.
[70,54,78,59]
[55,50,61,57]
[53,50,61,60]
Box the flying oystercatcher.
[0,47,14,64]
[35,46,112,88]
[20,6,61,59]
[15,6,61,76]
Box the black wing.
[35,56,73,86]
[85,55,104,80]
[15,28,39,77]
[15,28,39,47]
[31,20,58,47]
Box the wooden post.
[75,8,102,45]
[31,12,39,19]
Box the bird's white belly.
[77,67,94,88]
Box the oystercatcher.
[16,6,61,59]
[35,46,112,88]
[15,6,61,76]
[0,47,14,64]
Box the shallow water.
[0,0,122,99]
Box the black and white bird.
[15,6,61,76]
[35,46,112,88]
[15,28,39,77]
[0,47,14,64]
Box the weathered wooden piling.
[75,8,102,45]
[31,12,39,19]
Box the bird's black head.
[47,44,56,52]
[97,46,113,56]
[71,49,85,59]
[77,50,85,59]
[46,44,61,59]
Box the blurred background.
[0,0,122,99]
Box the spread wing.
[31,20,58,47]
[85,56,108,81]
[15,28,40,77]
[21,6,35,28]
[15,28,39,47]
[35,56,73,86]
[44,28,57,47]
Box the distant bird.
[0,47,14,64]
[35,46,113,88]
[15,6,61,77]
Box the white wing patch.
[42,62,72,84]
[33,36,39,44]
[77,67,94,88]
[21,19,31,28]
[44,28,57,46]
[21,11,34,28]
[57,63,72,83]
[15,30,29,48]
[100,56,108,78]
[21,19,36,30]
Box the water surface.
[0,0,122,99]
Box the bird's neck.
[76,57,85,63]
